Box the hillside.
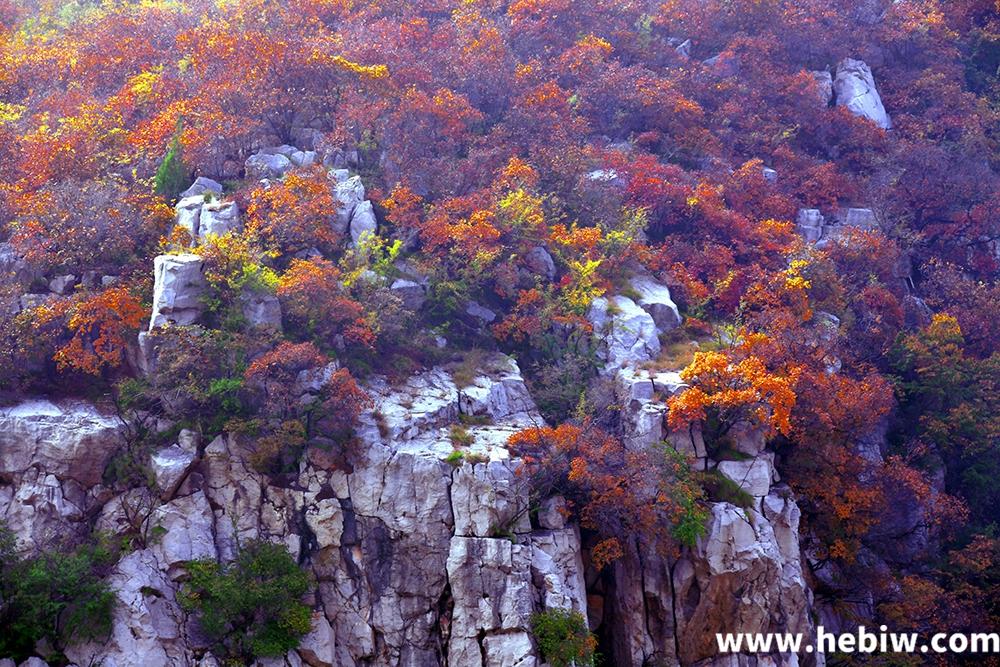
[1,1,999,666]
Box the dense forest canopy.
[2,0,1000,663]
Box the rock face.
[673,496,814,666]
[628,275,682,332]
[149,254,206,330]
[349,199,377,245]
[3,347,822,667]
[179,176,223,200]
[0,400,121,488]
[834,58,891,130]
[198,200,241,240]
[331,172,366,235]
[588,295,661,369]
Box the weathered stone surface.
[389,278,425,310]
[150,491,216,573]
[628,275,681,333]
[298,612,335,667]
[48,274,77,295]
[198,200,240,240]
[3,469,87,549]
[175,196,204,239]
[589,295,661,370]
[447,537,534,664]
[246,151,292,179]
[179,176,223,200]
[457,355,537,421]
[333,174,365,234]
[796,208,825,242]
[834,207,878,231]
[717,454,774,498]
[0,399,121,487]
[673,500,812,665]
[150,444,196,499]
[149,254,206,330]
[349,199,377,245]
[530,527,587,614]
[451,461,530,537]
[241,291,283,330]
[524,246,556,281]
[65,548,188,667]
[834,58,891,129]
[465,300,497,324]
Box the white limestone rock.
[175,196,205,239]
[246,152,292,179]
[834,58,891,130]
[524,246,556,281]
[389,278,425,310]
[717,454,775,498]
[333,175,365,235]
[588,295,661,369]
[179,176,223,200]
[627,275,681,332]
[451,460,530,538]
[198,200,240,240]
[349,199,377,245]
[149,254,206,330]
[0,399,121,487]
[150,444,196,499]
[241,291,283,331]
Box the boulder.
[465,300,497,324]
[762,166,778,183]
[150,444,196,499]
[835,207,878,231]
[0,399,121,487]
[175,196,204,240]
[523,246,556,281]
[796,208,825,243]
[198,200,241,240]
[149,254,206,330]
[717,454,774,498]
[349,200,377,245]
[179,176,223,200]
[246,152,292,179]
[588,295,661,369]
[674,38,692,58]
[628,275,681,332]
[240,291,283,331]
[289,150,318,168]
[834,58,891,130]
[333,175,365,235]
[389,279,425,310]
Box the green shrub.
[530,608,598,667]
[0,524,116,663]
[445,449,465,466]
[448,424,475,447]
[154,133,190,201]
[179,540,313,662]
